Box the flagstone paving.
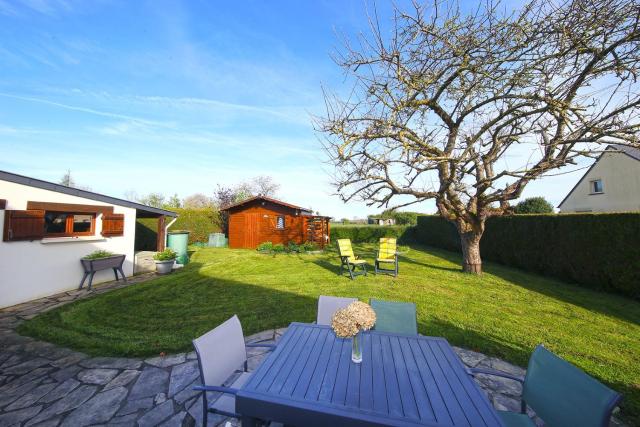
[0,275,625,426]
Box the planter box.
[79,254,126,290]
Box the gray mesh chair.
[192,315,275,425]
[469,345,622,427]
[316,295,358,325]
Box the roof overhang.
[0,170,178,218]
[221,195,308,212]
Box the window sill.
[41,236,107,244]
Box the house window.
[590,179,604,194]
[44,212,95,237]
[276,216,285,229]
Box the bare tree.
[251,175,280,197]
[59,169,91,191]
[317,0,640,273]
[183,193,213,209]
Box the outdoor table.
[236,323,505,427]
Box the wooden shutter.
[3,210,45,242]
[101,213,125,237]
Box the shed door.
[229,213,261,249]
[244,213,260,248]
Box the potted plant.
[153,248,177,275]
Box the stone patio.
[0,276,625,426]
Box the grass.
[19,245,640,423]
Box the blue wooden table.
[236,323,504,426]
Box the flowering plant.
[331,301,376,338]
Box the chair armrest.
[193,384,240,394]
[468,367,525,384]
[246,343,276,350]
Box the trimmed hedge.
[135,208,220,251]
[416,214,640,298]
[331,225,416,244]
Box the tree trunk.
[460,230,483,274]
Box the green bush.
[331,225,416,244]
[272,243,286,253]
[135,208,221,251]
[257,242,273,252]
[301,241,320,252]
[416,214,640,298]
[153,248,177,261]
[513,197,554,214]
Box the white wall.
[0,180,137,308]
[560,151,640,213]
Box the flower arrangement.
[331,301,376,363]
[331,301,376,338]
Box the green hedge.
[135,208,220,251]
[331,225,416,244]
[416,214,640,298]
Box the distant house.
[558,145,640,213]
[368,217,396,226]
[222,196,331,249]
[0,170,177,309]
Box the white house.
[0,170,177,309]
[558,145,640,213]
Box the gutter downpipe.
[164,216,178,248]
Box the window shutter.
[101,213,125,237]
[3,210,45,242]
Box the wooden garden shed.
[222,196,331,249]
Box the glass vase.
[351,330,363,363]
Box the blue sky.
[0,0,590,218]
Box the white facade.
[559,146,640,213]
[0,180,138,309]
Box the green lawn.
[19,245,640,423]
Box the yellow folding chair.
[336,239,367,279]
[375,237,398,277]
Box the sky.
[0,0,593,218]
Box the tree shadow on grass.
[416,245,640,326]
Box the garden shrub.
[257,242,273,252]
[415,214,640,298]
[331,225,416,244]
[272,243,286,253]
[135,208,221,250]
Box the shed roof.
[0,170,178,217]
[221,195,311,212]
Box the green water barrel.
[167,231,190,264]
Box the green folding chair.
[336,239,367,280]
[369,298,418,335]
[375,237,399,277]
[469,345,622,427]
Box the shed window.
[44,212,95,237]
[276,216,285,229]
[590,179,603,194]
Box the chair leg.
[202,393,208,426]
[348,263,355,280]
[363,263,367,276]
[374,261,378,275]
[113,268,119,281]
